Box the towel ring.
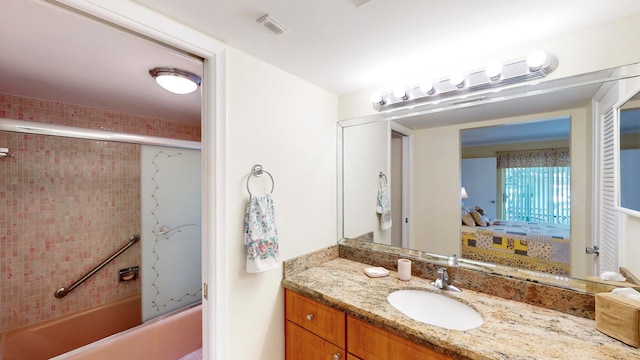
[247,164,275,195]
[379,171,388,186]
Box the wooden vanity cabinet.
[285,290,346,360]
[285,290,452,360]
[347,316,451,360]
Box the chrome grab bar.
[54,234,141,298]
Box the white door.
[461,158,497,219]
[592,82,620,275]
[141,145,202,321]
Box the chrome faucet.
[430,267,461,292]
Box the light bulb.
[370,92,383,104]
[527,50,549,71]
[449,73,465,88]
[155,75,198,94]
[419,81,433,94]
[393,87,407,99]
[485,62,503,80]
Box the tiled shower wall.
[0,93,200,332]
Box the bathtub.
[1,295,142,360]
[52,302,202,360]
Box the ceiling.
[2,0,640,127]
[0,0,203,125]
[134,0,640,94]
[460,117,570,147]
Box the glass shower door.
[140,145,202,321]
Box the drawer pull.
[333,353,341,360]
[306,313,314,321]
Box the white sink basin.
[387,290,483,331]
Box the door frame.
[51,1,228,358]
[390,122,414,249]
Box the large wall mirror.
[339,62,640,291]
[619,91,640,214]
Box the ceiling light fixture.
[449,72,466,88]
[526,50,550,71]
[419,81,434,94]
[485,61,503,80]
[393,87,408,100]
[370,92,384,105]
[149,67,201,95]
[370,52,558,112]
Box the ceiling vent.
[257,14,288,35]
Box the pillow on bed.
[470,210,489,226]
[462,212,476,226]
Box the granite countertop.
[282,258,640,360]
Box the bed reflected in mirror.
[460,118,571,276]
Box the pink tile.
[0,93,200,333]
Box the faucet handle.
[437,267,449,285]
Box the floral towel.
[244,194,280,273]
[376,185,392,230]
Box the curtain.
[497,148,569,168]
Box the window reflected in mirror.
[619,91,640,213]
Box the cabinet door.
[347,316,451,360]
[286,321,345,360]
[286,290,346,348]
[347,353,363,360]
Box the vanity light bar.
[371,51,558,112]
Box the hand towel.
[244,194,280,273]
[612,287,640,302]
[376,185,392,230]
[600,271,626,282]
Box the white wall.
[226,48,338,360]
[620,214,640,276]
[343,121,391,243]
[339,11,640,121]
[412,126,461,256]
[461,157,497,219]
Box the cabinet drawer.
[286,290,346,348]
[347,316,452,360]
[286,321,345,360]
